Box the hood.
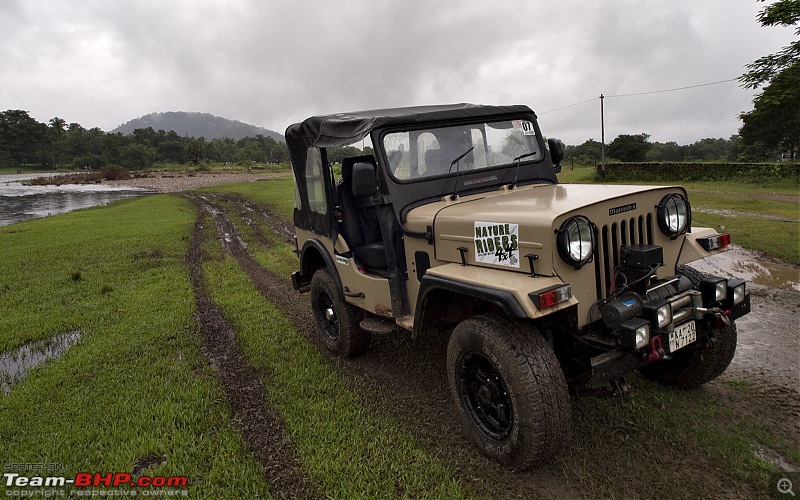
[417,183,684,274]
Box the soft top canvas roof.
[287,103,548,232]
[284,103,535,150]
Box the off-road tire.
[447,314,571,470]
[676,264,704,286]
[310,269,370,357]
[640,322,737,389]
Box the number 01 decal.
[513,120,536,136]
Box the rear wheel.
[447,314,570,469]
[309,269,370,357]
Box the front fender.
[677,226,732,268]
[412,263,579,337]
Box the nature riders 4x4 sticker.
[474,221,519,267]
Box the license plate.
[669,321,697,352]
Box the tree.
[739,62,800,159]
[740,0,800,89]
[326,146,363,164]
[608,133,652,162]
[48,117,66,167]
[0,110,48,167]
[187,138,205,164]
[157,140,187,163]
[686,138,730,161]
[121,143,155,169]
[566,139,604,165]
[738,0,800,159]
[270,142,289,163]
[646,141,686,162]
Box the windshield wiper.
[449,146,474,200]
[510,152,537,188]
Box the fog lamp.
[727,278,746,306]
[620,318,650,350]
[701,276,727,304]
[644,298,672,329]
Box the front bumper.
[582,274,751,384]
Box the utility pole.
[600,94,605,173]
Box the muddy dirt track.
[187,192,799,498]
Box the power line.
[539,97,597,115]
[539,77,740,115]
[605,78,738,98]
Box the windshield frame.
[373,114,558,223]
[378,116,546,185]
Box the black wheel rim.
[316,291,339,342]
[457,351,513,441]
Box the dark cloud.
[0,0,795,145]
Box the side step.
[360,316,398,334]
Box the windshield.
[382,119,543,181]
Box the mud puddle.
[689,245,800,291]
[689,246,799,396]
[0,330,82,394]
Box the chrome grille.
[598,213,655,298]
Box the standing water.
[0,173,153,227]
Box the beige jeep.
[286,104,750,469]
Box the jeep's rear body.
[286,103,750,388]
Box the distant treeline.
[0,110,376,171]
[3,109,792,171]
[563,133,794,165]
[0,110,293,170]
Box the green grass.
[563,375,798,498]
[0,196,271,497]
[201,176,295,220]
[0,188,468,498]
[201,240,468,498]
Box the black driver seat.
[338,159,387,272]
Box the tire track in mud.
[186,196,319,499]
[189,193,579,499]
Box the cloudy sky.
[1,0,795,145]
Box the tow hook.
[696,306,732,328]
[715,309,732,329]
[645,336,667,362]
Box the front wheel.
[640,322,737,389]
[309,269,370,357]
[447,314,571,469]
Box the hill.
[112,111,284,141]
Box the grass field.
[0,196,272,497]
[1,169,797,497]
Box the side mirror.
[351,162,377,196]
[547,138,563,173]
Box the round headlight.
[557,216,594,269]
[657,194,691,239]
